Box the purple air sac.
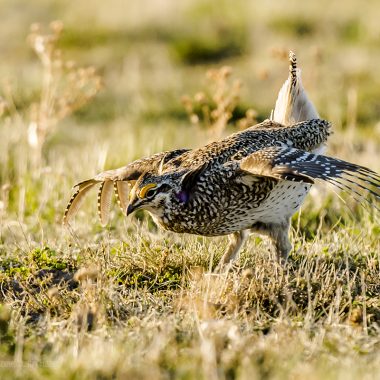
[176,191,189,204]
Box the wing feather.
[63,149,190,224]
[240,147,380,210]
[97,180,114,226]
[63,181,98,225]
[114,181,130,215]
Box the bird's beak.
[126,186,141,216]
[126,203,139,216]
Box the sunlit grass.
[0,1,380,379]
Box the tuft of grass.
[30,247,68,270]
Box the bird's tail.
[271,51,319,125]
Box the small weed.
[182,66,257,138]
[26,21,102,163]
[30,247,67,270]
[0,259,30,279]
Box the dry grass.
[27,22,102,164]
[0,222,379,379]
[182,66,257,139]
[0,1,380,379]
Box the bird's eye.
[139,183,157,199]
[145,188,157,198]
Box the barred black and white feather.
[240,147,380,209]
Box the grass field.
[0,0,380,379]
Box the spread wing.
[239,147,380,209]
[63,149,189,225]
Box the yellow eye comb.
[139,183,157,198]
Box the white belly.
[216,180,312,234]
[253,181,312,224]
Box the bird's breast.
[155,177,295,236]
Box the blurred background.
[2,0,380,134]
[0,0,380,231]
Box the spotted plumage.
[63,52,380,269]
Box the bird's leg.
[269,222,292,264]
[251,220,291,264]
[216,230,249,272]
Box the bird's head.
[126,162,206,217]
[126,173,181,217]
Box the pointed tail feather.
[271,51,319,125]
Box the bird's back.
[164,118,330,173]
